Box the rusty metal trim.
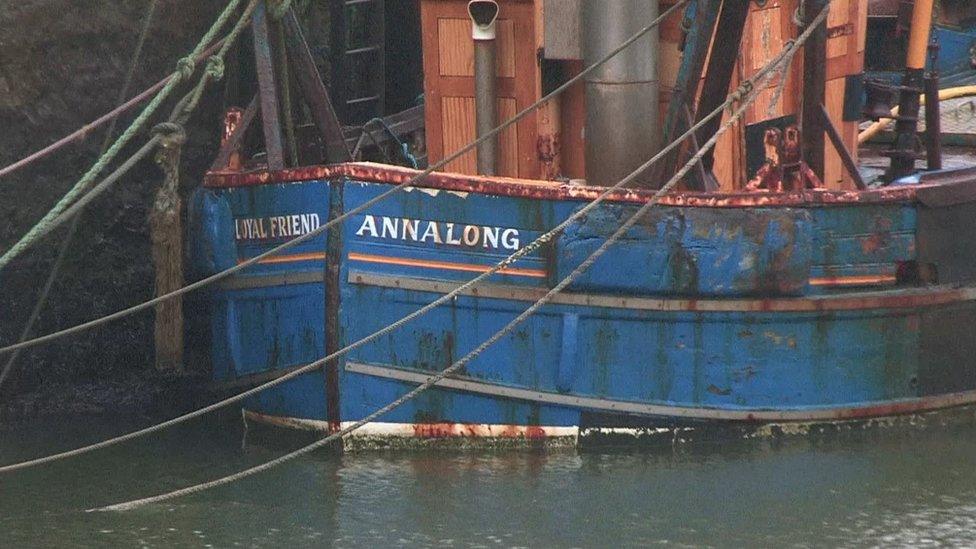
[243,410,579,438]
[346,361,976,422]
[347,270,976,313]
[205,162,933,208]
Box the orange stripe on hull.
[238,252,327,265]
[809,274,897,287]
[348,252,546,278]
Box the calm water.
[2,416,976,548]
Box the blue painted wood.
[188,173,976,434]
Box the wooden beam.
[252,1,285,170]
[282,8,352,163]
[819,104,867,190]
[693,0,750,178]
[801,0,828,181]
[660,0,721,186]
[210,94,259,172]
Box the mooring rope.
[0,0,692,474]
[93,16,819,511]
[0,0,830,477]
[0,0,161,392]
[0,0,249,272]
[92,3,833,512]
[0,0,692,358]
[6,3,259,253]
[0,39,227,182]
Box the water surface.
[2,416,975,547]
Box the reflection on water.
[2,415,976,548]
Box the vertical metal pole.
[660,0,721,186]
[925,43,943,171]
[469,1,499,175]
[888,0,935,180]
[801,0,828,183]
[271,19,299,167]
[582,0,660,187]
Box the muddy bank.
[0,1,228,399]
[0,372,217,427]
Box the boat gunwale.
[203,162,976,208]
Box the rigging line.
[0,0,161,393]
[0,0,691,358]
[0,3,256,296]
[0,0,249,272]
[15,0,262,251]
[0,71,728,475]
[93,16,810,511]
[0,0,821,475]
[0,40,225,182]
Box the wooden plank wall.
[421,0,539,178]
[710,0,866,191]
[823,0,868,190]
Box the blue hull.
[190,163,976,444]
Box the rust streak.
[204,162,928,208]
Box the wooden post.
[150,130,185,372]
[252,1,285,171]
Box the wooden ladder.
[329,0,386,124]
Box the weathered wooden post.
[150,124,186,372]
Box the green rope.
[0,0,260,268]
[168,0,259,126]
[0,0,162,393]
[0,0,246,272]
[269,0,292,20]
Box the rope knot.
[730,81,754,105]
[152,122,187,146]
[205,56,225,81]
[175,57,196,82]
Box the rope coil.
[0,0,249,272]
[0,0,694,476]
[0,0,835,484]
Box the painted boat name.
[355,215,521,250]
[235,213,321,240]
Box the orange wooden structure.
[419,0,868,190]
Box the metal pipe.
[888,0,935,180]
[925,42,943,171]
[582,0,660,187]
[468,1,499,175]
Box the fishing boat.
[189,0,976,448]
[867,0,976,87]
